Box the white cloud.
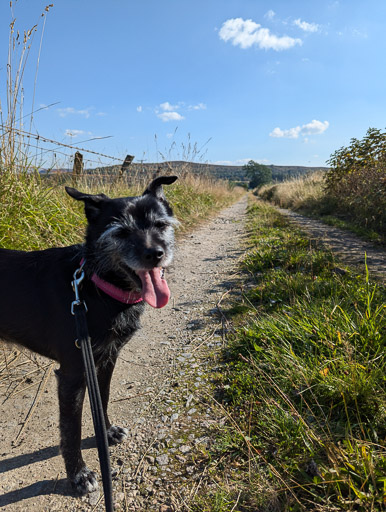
[189,102,207,111]
[153,101,205,121]
[264,10,275,20]
[293,18,320,33]
[58,107,92,118]
[270,126,301,139]
[157,112,184,122]
[160,101,180,112]
[301,119,329,135]
[270,119,329,139]
[136,106,143,112]
[219,17,302,51]
[352,28,368,39]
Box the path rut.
[278,208,386,282]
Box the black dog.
[0,175,178,494]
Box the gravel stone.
[156,454,169,466]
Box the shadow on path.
[0,436,97,506]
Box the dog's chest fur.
[93,303,145,363]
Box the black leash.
[71,262,114,512]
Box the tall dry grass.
[0,3,53,171]
[259,129,386,241]
[258,171,326,210]
[0,168,243,251]
[258,166,385,242]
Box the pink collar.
[80,259,143,305]
[91,274,143,304]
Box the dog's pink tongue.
[136,269,170,308]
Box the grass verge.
[0,170,243,251]
[193,198,385,512]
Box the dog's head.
[66,176,178,303]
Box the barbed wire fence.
[0,124,174,187]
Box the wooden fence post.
[119,154,134,180]
[72,151,83,182]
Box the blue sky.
[1,0,386,168]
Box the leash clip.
[71,261,88,315]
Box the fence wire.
[0,125,122,162]
[0,125,213,185]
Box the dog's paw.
[107,425,129,445]
[72,467,99,495]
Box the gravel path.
[0,196,248,511]
[278,208,386,282]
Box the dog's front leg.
[56,368,99,495]
[98,357,129,446]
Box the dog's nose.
[144,247,164,264]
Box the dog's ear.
[142,176,178,199]
[65,187,109,220]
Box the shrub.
[326,128,386,235]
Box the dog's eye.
[154,221,167,229]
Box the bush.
[326,128,386,235]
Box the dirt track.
[278,208,386,282]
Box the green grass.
[195,199,385,512]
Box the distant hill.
[41,160,328,183]
[126,161,328,183]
